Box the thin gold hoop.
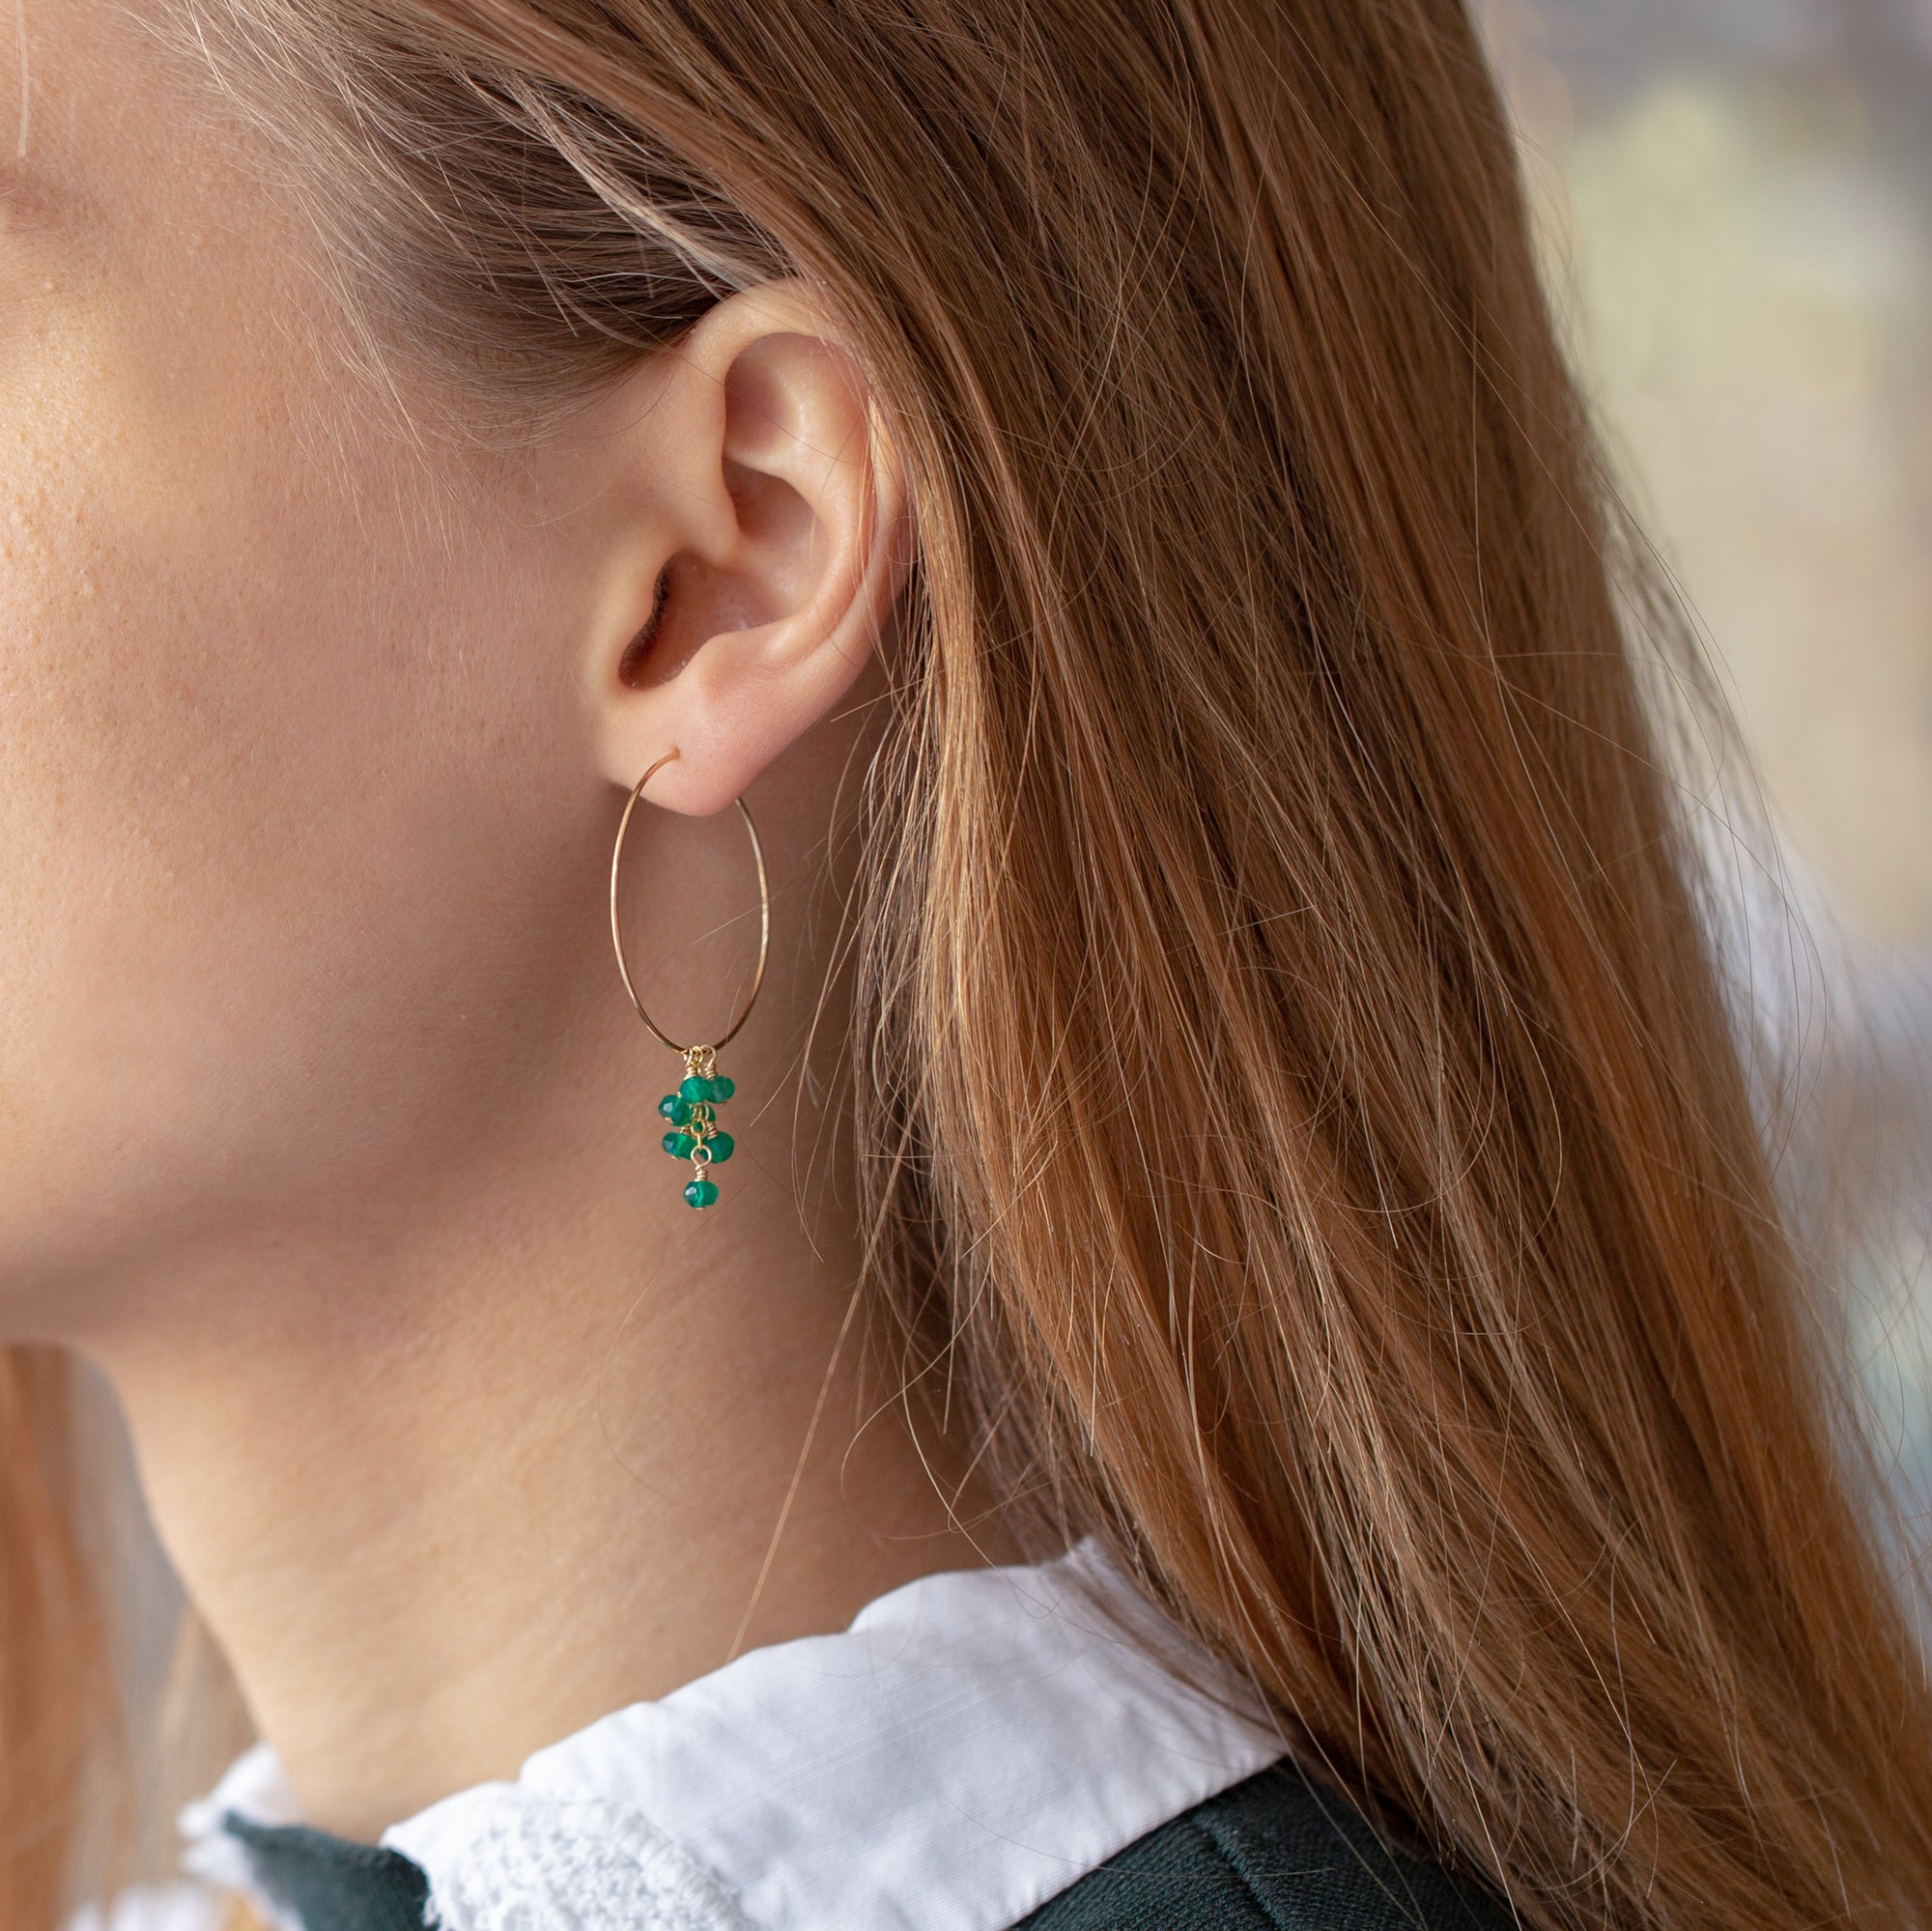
[608,749,770,1055]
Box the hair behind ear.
[0,1349,123,1924]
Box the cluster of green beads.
[657,1048,736,1207]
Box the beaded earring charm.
[610,752,769,1211]
[657,1045,737,1208]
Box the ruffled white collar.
[177,1541,1286,1931]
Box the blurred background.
[1475,0,1932,1561]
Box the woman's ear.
[577,280,909,815]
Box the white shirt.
[87,1541,1288,1931]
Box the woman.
[6,0,1928,1925]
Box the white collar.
[180,1540,1286,1931]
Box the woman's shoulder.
[1017,1761,1510,1931]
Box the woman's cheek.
[0,304,397,1278]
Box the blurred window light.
[1480,0,1932,1569]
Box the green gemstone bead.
[679,1075,709,1102]
[707,1131,734,1164]
[683,1178,720,1208]
[658,1093,692,1124]
[661,1130,696,1158]
[709,1074,735,1102]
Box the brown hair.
[20,0,1932,1924]
[0,1351,118,1927]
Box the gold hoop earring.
[609,750,770,1208]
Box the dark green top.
[224,1760,1510,1931]
[1014,1763,1509,1930]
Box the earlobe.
[582,283,909,816]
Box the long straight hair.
[19,0,1932,1924]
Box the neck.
[88,984,1000,1843]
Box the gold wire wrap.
[608,749,770,1055]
